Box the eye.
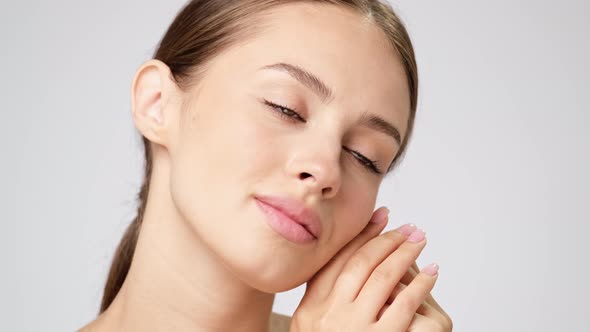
[262,99,305,123]
[343,147,383,175]
[261,98,383,176]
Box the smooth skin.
[292,208,452,331]
[80,3,451,331]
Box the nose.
[285,144,342,200]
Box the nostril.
[299,172,312,180]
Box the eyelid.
[260,97,383,175]
[262,98,305,122]
[343,147,383,175]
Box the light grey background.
[1,0,588,331]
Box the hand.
[396,261,453,330]
[290,207,452,331]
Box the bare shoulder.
[268,312,292,332]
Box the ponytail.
[99,138,152,313]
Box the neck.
[86,165,276,332]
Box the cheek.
[177,97,272,177]
[318,183,379,263]
[167,97,282,231]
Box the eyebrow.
[259,62,402,146]
[358,112,401,146]
[260,62,334,103]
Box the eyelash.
[262,99,383,175]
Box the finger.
[385,282,406,305]
[420,293,453,330]
[329,223,418,303]
[304,206,389,301]
[409,261,451,323]
[407,313,447,332]
[354,229,427,316]
[378,263,439,330]
[422,289,450,324]
[386,283,441,319]
[399,262,418,285]
[376,302,389,321]
[398,263,452,329]
[377,312,441,331]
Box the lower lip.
[255,198,316,244]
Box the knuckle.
[343,250,371,274]
[313,310,347,332]
[396,292,421,311]
[370,267,395,285]
[411,274,434,294]
[413,272,429,282]
[397,243,424,261]
[388,249,415,270]
[382,230,405,243]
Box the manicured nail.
[407,229,425,243]
[421,263,439,276]
[370,207,389,224]
[394,223,417,236]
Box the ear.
[130,59,180,148]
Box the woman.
[80,0,452,331]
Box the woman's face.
[167,3,410,292]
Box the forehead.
[203,2,410,131]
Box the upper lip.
[255,194,322,238]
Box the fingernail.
[394,223,417,236]
[407,229,425,243]
[370,207,389,224]
[421,263,439,276]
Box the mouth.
[254,195,321,244]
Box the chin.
[188,194,322,293]
[238,263,311,293]
[220,220,318,293]
[228,243,315,293]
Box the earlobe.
[130,59,176,146]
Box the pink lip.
[255,195,322,244]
